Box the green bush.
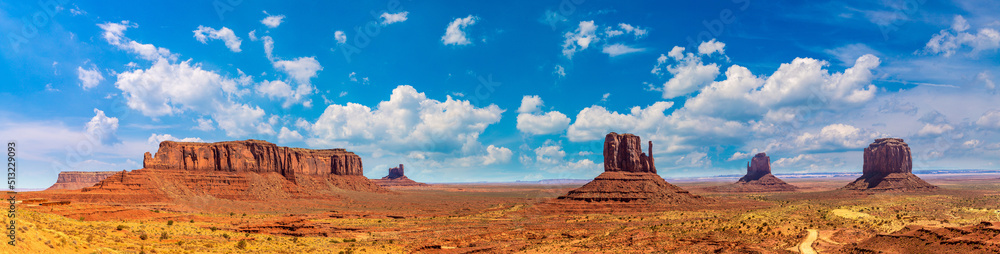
[160,232,169,240]
[116,225,126,231]
[236,239,247,250]
[167,220,174,226]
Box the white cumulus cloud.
[193,26,242,52]
[442,15,478,45]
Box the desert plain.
[2,173,998,253]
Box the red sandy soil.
[9,175,1000,253]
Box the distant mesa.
[45,171,118,191]
[73,139,387,203]
[711,152,797,192]
[371,164,428,187]
[841,138,937,192]
[556,132,703,204]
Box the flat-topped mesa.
[842,138,937,191]
[863,138,911,175]
[603,132,656,173]
[45,171,118,191]
[743,153,771,181]
[386,164,405,179]
[142,139,363,181]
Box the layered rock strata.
[371,164,428,187]
[713,153,797,192]
[45,171,118,191]
[841,138,937,191]
[558,132,701,204]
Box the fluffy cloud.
[483,145,513,165]
[77,66,104,90]
[273,57,322,85]
[442,15,478,45]
[925,15,1000,57]
[277,127,304,143]
[516,95,571,135]
[563,21,648,58]
[85,108,119,145]
[262,35,275,59]
[261,12,285,28]
[334,31,347,44]
[380,12,408,25]
[193,26,242,52]
[697,39,726,55]
[147,133,203,144]
[534,140,567,164]
[652,45,721,98]
[562,21,598,58]
[917,123,955,136]
[115,58,272,137]
[683,54,880,120]
[308,85,504,160]
[567,101,673,142]
[977,110,1000,129]
[790,124,881,152]
[98,21,177,61]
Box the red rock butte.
[841,138,937,191]
[712,152,797,192]
[556,132,702,205]
[45,171,118,191]
[371,164,428,187]
[60,140,387,204]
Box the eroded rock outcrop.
[557,132,701,204]
[45,171,118,191]
[143,139,363,180]
[712,153,797,192]
[603,133,656,173]
[79,140,386,203]
[372,164,428,187]
[841,138,937,191]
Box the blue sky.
[3,0,999,189]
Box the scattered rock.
[841,138,937,191]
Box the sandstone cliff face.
[842,138,937,191]
[862,138,911,175]
[603,132,656,173]
[143,139,363,180]
[386,164,405,179]
[745,153,771,179]
[45,171,118,191]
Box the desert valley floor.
[6,174,1000,253]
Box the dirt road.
[798,229,818,254]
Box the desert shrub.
[236,239,247,250]
[210,226,219,231]
[343,238,356,243]
[86,235,94,243]
[190,219,195,223]
[222,233,230,240]
[167,220,173,226]
[160,232,169,240]
[116,225,126,231]
[230,212,235,216]
[176,240,184,246]
[330,239,341,243]
[139,232,149,240]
